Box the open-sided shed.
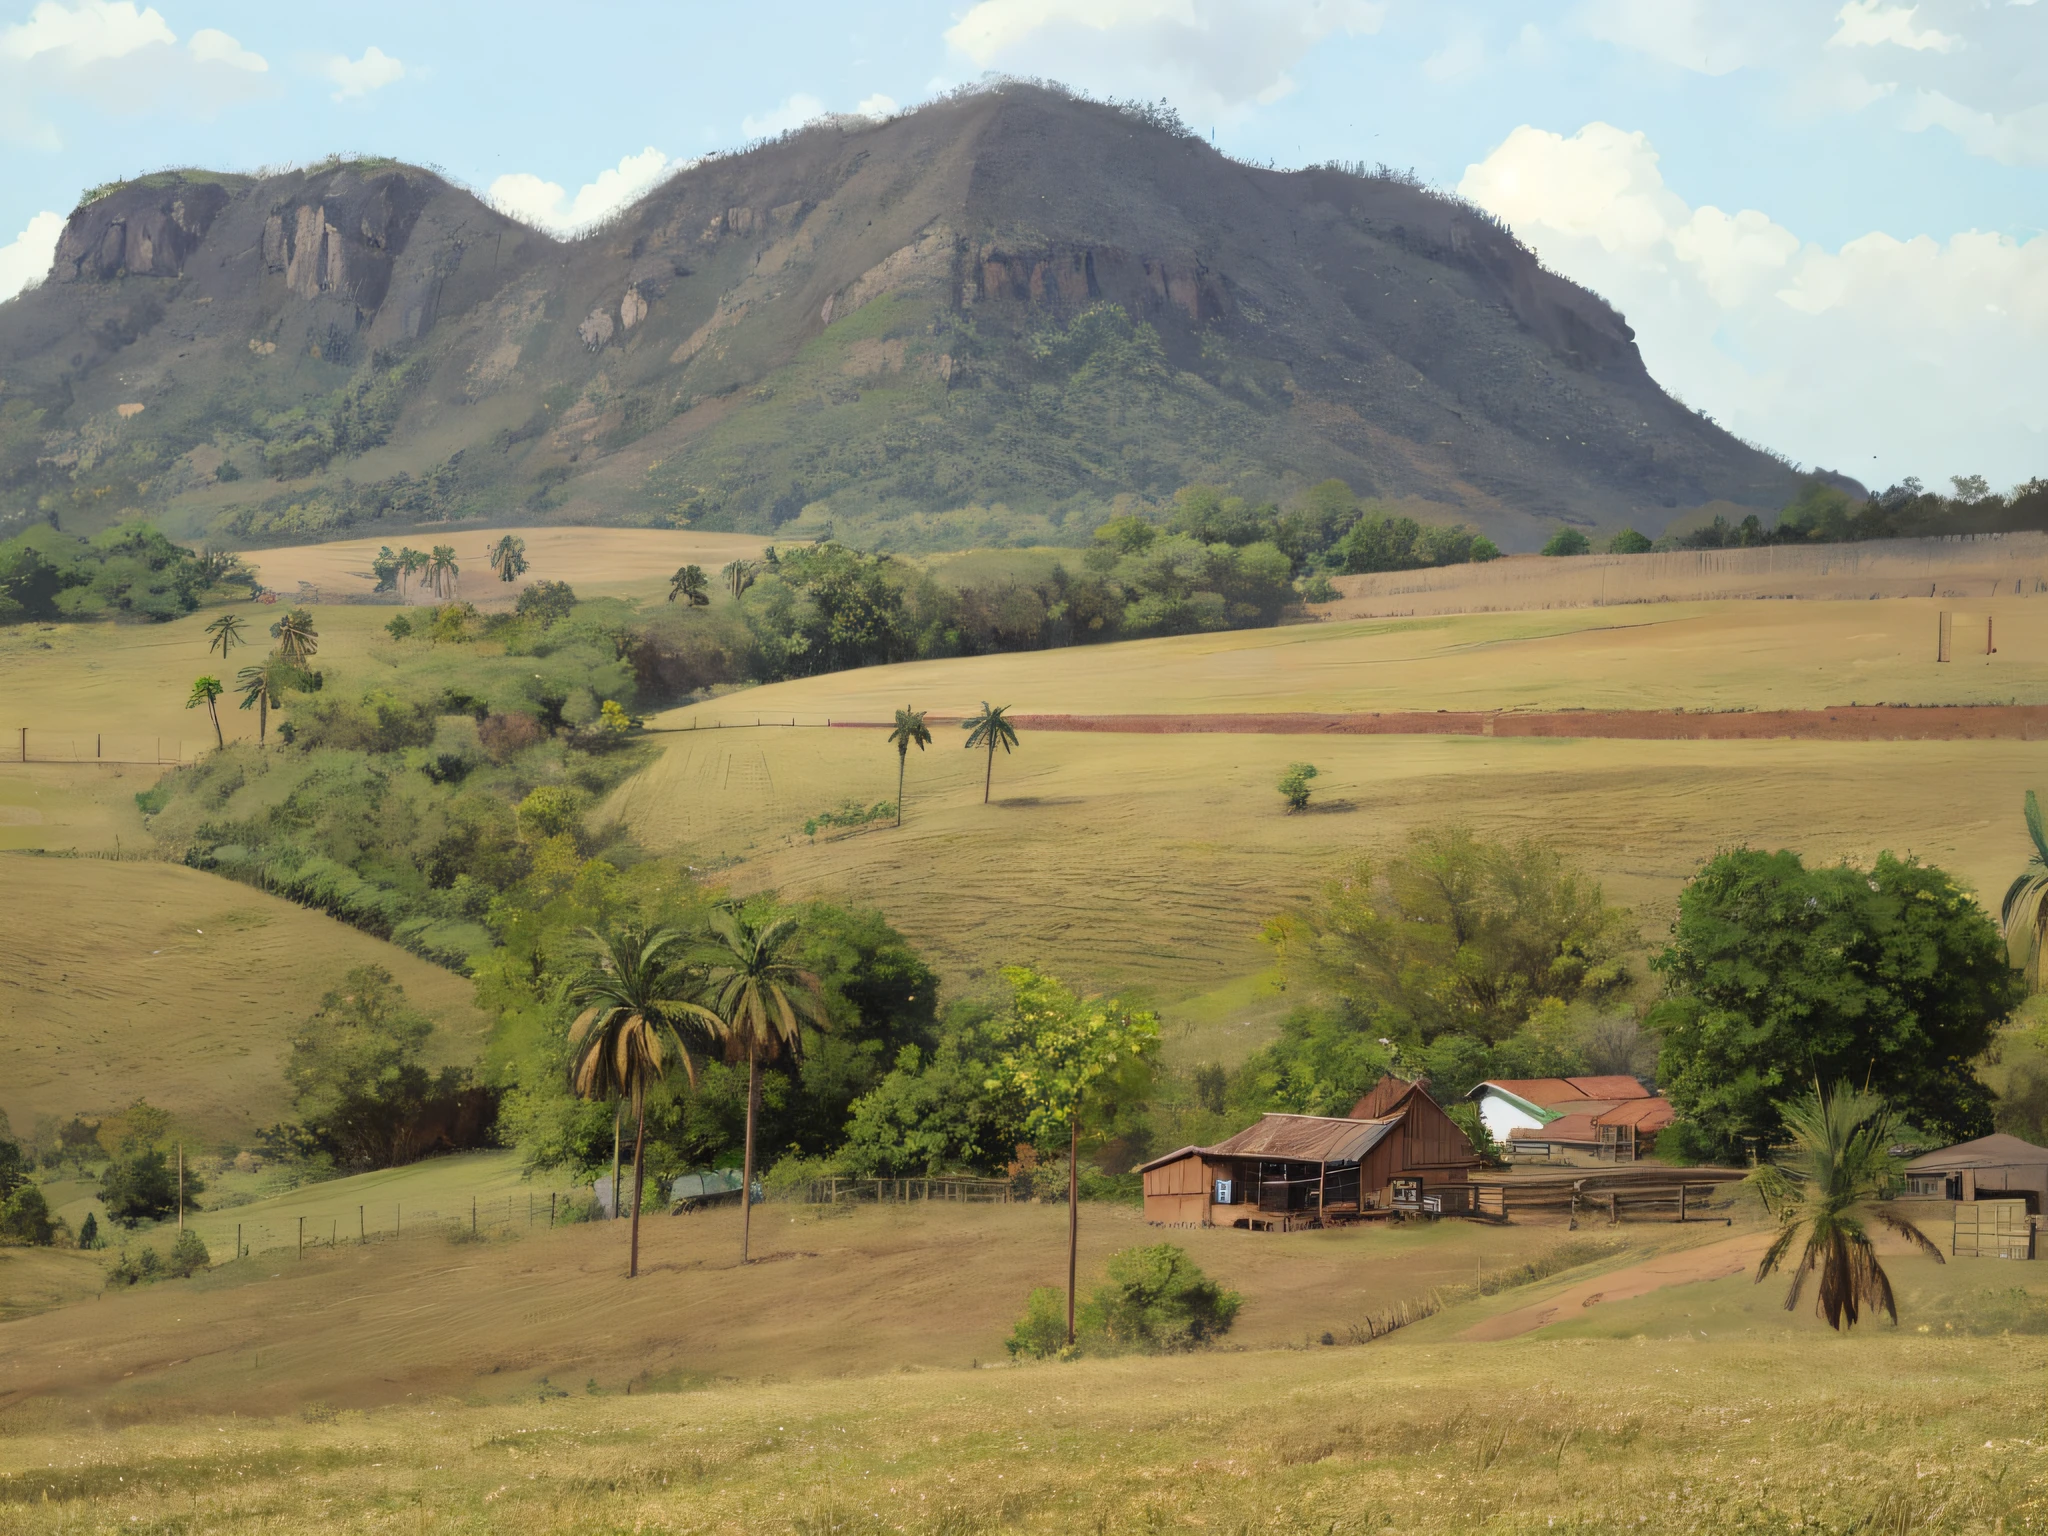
[1906,1134,2048,1211]
[1140,1077,1483,1228]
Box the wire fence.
[791,1177,1019,1206]
[10,727,206,765]
[201,1191,597,1261]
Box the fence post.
[472,1197,477,1234]
[396,1203,401,1237]
[236,1221,242,1259]
[359,1204,365,1243]
[550,1191,557,1227]
[297,1216,304,1258]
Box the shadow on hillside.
[992,797,1083,808]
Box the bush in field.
[0,1183,57,1245]
[1541,527,1591,556]
[1005,1286,1073,1359]
[1608,528,1653,554]
[1278,762,1319,812]
[285,966,470,1171]
[167,1228,210,1277]
[105,1247,164,1287]
[516,784,588,842]
[1081,1244,1241,1354]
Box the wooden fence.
[792,1177,1017,1206]
[1952,1200,2036,1260]
[13,727,201,765]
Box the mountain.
[0,85,1820,554]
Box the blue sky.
[2,0,2043,489]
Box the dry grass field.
[243,527,771,609]
[0,856,488,1143]
[0,1197,2038,1534]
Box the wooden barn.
[1139,1077,1484,1229]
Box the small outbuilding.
[1139,1077,1484,1229]
[1466,1075,1673,1163]
[1905,1133,2048,1211]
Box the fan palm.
[566,925,724,1278]
[487,535,529,584]
[205,612,246,661]
[1748,1085,1941,1331]
[399,546,430,596]
[2002,790,2048,987]
[886,706,932,827]
[700,906,828,1263]
[269,609,318,666]
[721,559,758,600]
[427,545,460,598]
[962,701,1020,805]
[185,675,225,748]
[668,565,710,606]
[234,658,285,744]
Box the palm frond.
[1754,1221,1801,1282]
[2027,789,2048,866]
[1870,1204,1945,1263]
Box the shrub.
[100,1141,201,1226]
[1077,1244,1241,1354]
[105,1246,164,1287]
[1005,1285,1074,1360]
[78,1211,102,1249]
[516,580,577,627]
[1278,762,1319,812]
[478,710,546,761]
[1298,573,1340,604]
[167,1227,210,1276]
[516,784,587,842]
[1607,528,1653,554]
[0,1183,57,1245]
[1541,527,1591,557]
[1470,536,1501,562]
[384,613,414,640]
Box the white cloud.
[943,0,1388,116]
[0,1,271,140]
[1901,88,2048,165]
[1459,121,2048,488]
[488,147,677,236]
[741,92,825,139]
[855,93,900,118]
[1572,0,1798,75]
[0,209,64,303]
[316,44,403,102]
[1829,0,1960,52]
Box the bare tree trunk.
[1066,1105,1080,1346]
[896,749,906,827]
[628,1095,647,1279]
[207,699,223,748]
[610,1102,623,1221]
[257,691,267,744]
[742,1055,762,1264]
[984,742,995,804]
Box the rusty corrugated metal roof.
[1206,1113,1402,1164]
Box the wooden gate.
[1953,1200,2034,1259]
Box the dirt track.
[832,704,2048,741]
[1461,1233,1770,1341]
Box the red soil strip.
[829,704,2048,742]
[1461,1232,1768,1342]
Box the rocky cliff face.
[0,87,1815,550]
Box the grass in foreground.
[0,1325,2038,1533]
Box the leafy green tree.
[1006,1286,1072,1359]
[489,534,530,584]
[2001,790,2048,987]
[962,701,1019,804]
[77,1211,101,1250]
[839,1031,1016,1176]
[370,545,403,593]
[0,1114,26,1200]
[1607,528,1654,554]
[167,1227,210,1277]
[185,674,225,748]
[984,967,1159,1345]
[205,612,246,661]
[1076,1244,1241,1354]
[269,608,319,666]
[701,907,828,1263]
[887,707,932,826]
[1541,527,1591,556]
[668,565,710,605]
[567,926,720,1279]
[1278,762,1318,812]
[515,579,577,627]
[99,1117,201,1226]
[1652,848,2020,1154]
[0,1183,56,1245]
[0,540,65,622]
[284,966,467,1171]
[1748,1086,1941,1331]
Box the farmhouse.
[1465,1076,1674,1163]
[1905,1133,2048,1210]
[1139,1077,1483,1229]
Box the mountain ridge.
[0,85,1825,553]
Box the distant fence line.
[792,1176,1018,1205]
[12,727,202,765]
[199,1191,593,1261]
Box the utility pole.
[177,1145,184,1231]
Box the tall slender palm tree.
[700,907,827,1263]
[566,926,724,1278]
[2002,790,2048,987]
[269,609,319,666]
[886,707,932,827]
[668,565,710,606]
[487,535,529,584]
[1749,1085,1942,1331]
[185,675,226,748]
[399,546,430,597]
[234,658,284,744]
[427,545,460,598]
[721,559,758,600]
[205,612,246,661]
[962,701,1020,805]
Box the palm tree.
[566,926,723,1279]
[668,565,710,606]
[487,535,529,585]
[700,906,827,1263]
[427,545,460,598]
[1749,1085,1942,1331]
[2002,790,2048,987]
[270,609,319,666]
[722,559,758,600]
[399,546,430,597]
[205,612,246,661]
[962,701,1020,805]
[886,707,932,827]
[234,659,285,744]
[185,675,225,748]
